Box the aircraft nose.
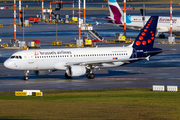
[4,60,12,69]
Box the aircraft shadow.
[0,70,141,80]
[93,70,140,78]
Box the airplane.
[4,16,163,80]
[93,0,180,38]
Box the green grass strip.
[0,88,180,119]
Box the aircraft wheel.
[65,73,72,79]
[87,73,95,79]
[159,34,165,39]
[24,76,28,81]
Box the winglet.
[96,21,99,25]
[146,55,150,61]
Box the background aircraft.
[94,0,180,38]
[4,16,163,80]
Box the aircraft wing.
[65,57,146,67]
[96,21,121,26]
[91,17,115,22]
[92,17,121,26]
[94,19,144,29]
[125,24,143,30]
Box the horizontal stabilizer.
[144,49,176,54]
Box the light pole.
[14,0,16,40]
[23,7,24,41]
[124,0,126,37]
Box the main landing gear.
[65,73,72,79]
[65,72,95,79]
[87,73,95,79]
[159,33,165,39]
[86,69,95,79]
[24,70,29,80]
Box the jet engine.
[66,65,86,77]
[34,70,52,75]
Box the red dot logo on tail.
[142,41,147,45]
[136,41,141,46]
[148,39,152,43]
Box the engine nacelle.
[66,65,86,77]
[34,70,52,75]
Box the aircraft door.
[27,51,36,69]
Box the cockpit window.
[10,56,22,59]
[10,56,15,59]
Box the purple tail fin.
[108,0,123,25]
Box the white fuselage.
[127,16,180,35]
[4,47,133,71]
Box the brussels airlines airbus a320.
[4,16,163,80]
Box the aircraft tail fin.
[107,0,124,25]
[132,16,159,49]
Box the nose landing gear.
[24,70,29,80]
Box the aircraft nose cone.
[4,60,12,69]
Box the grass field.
[0,88,180,119]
